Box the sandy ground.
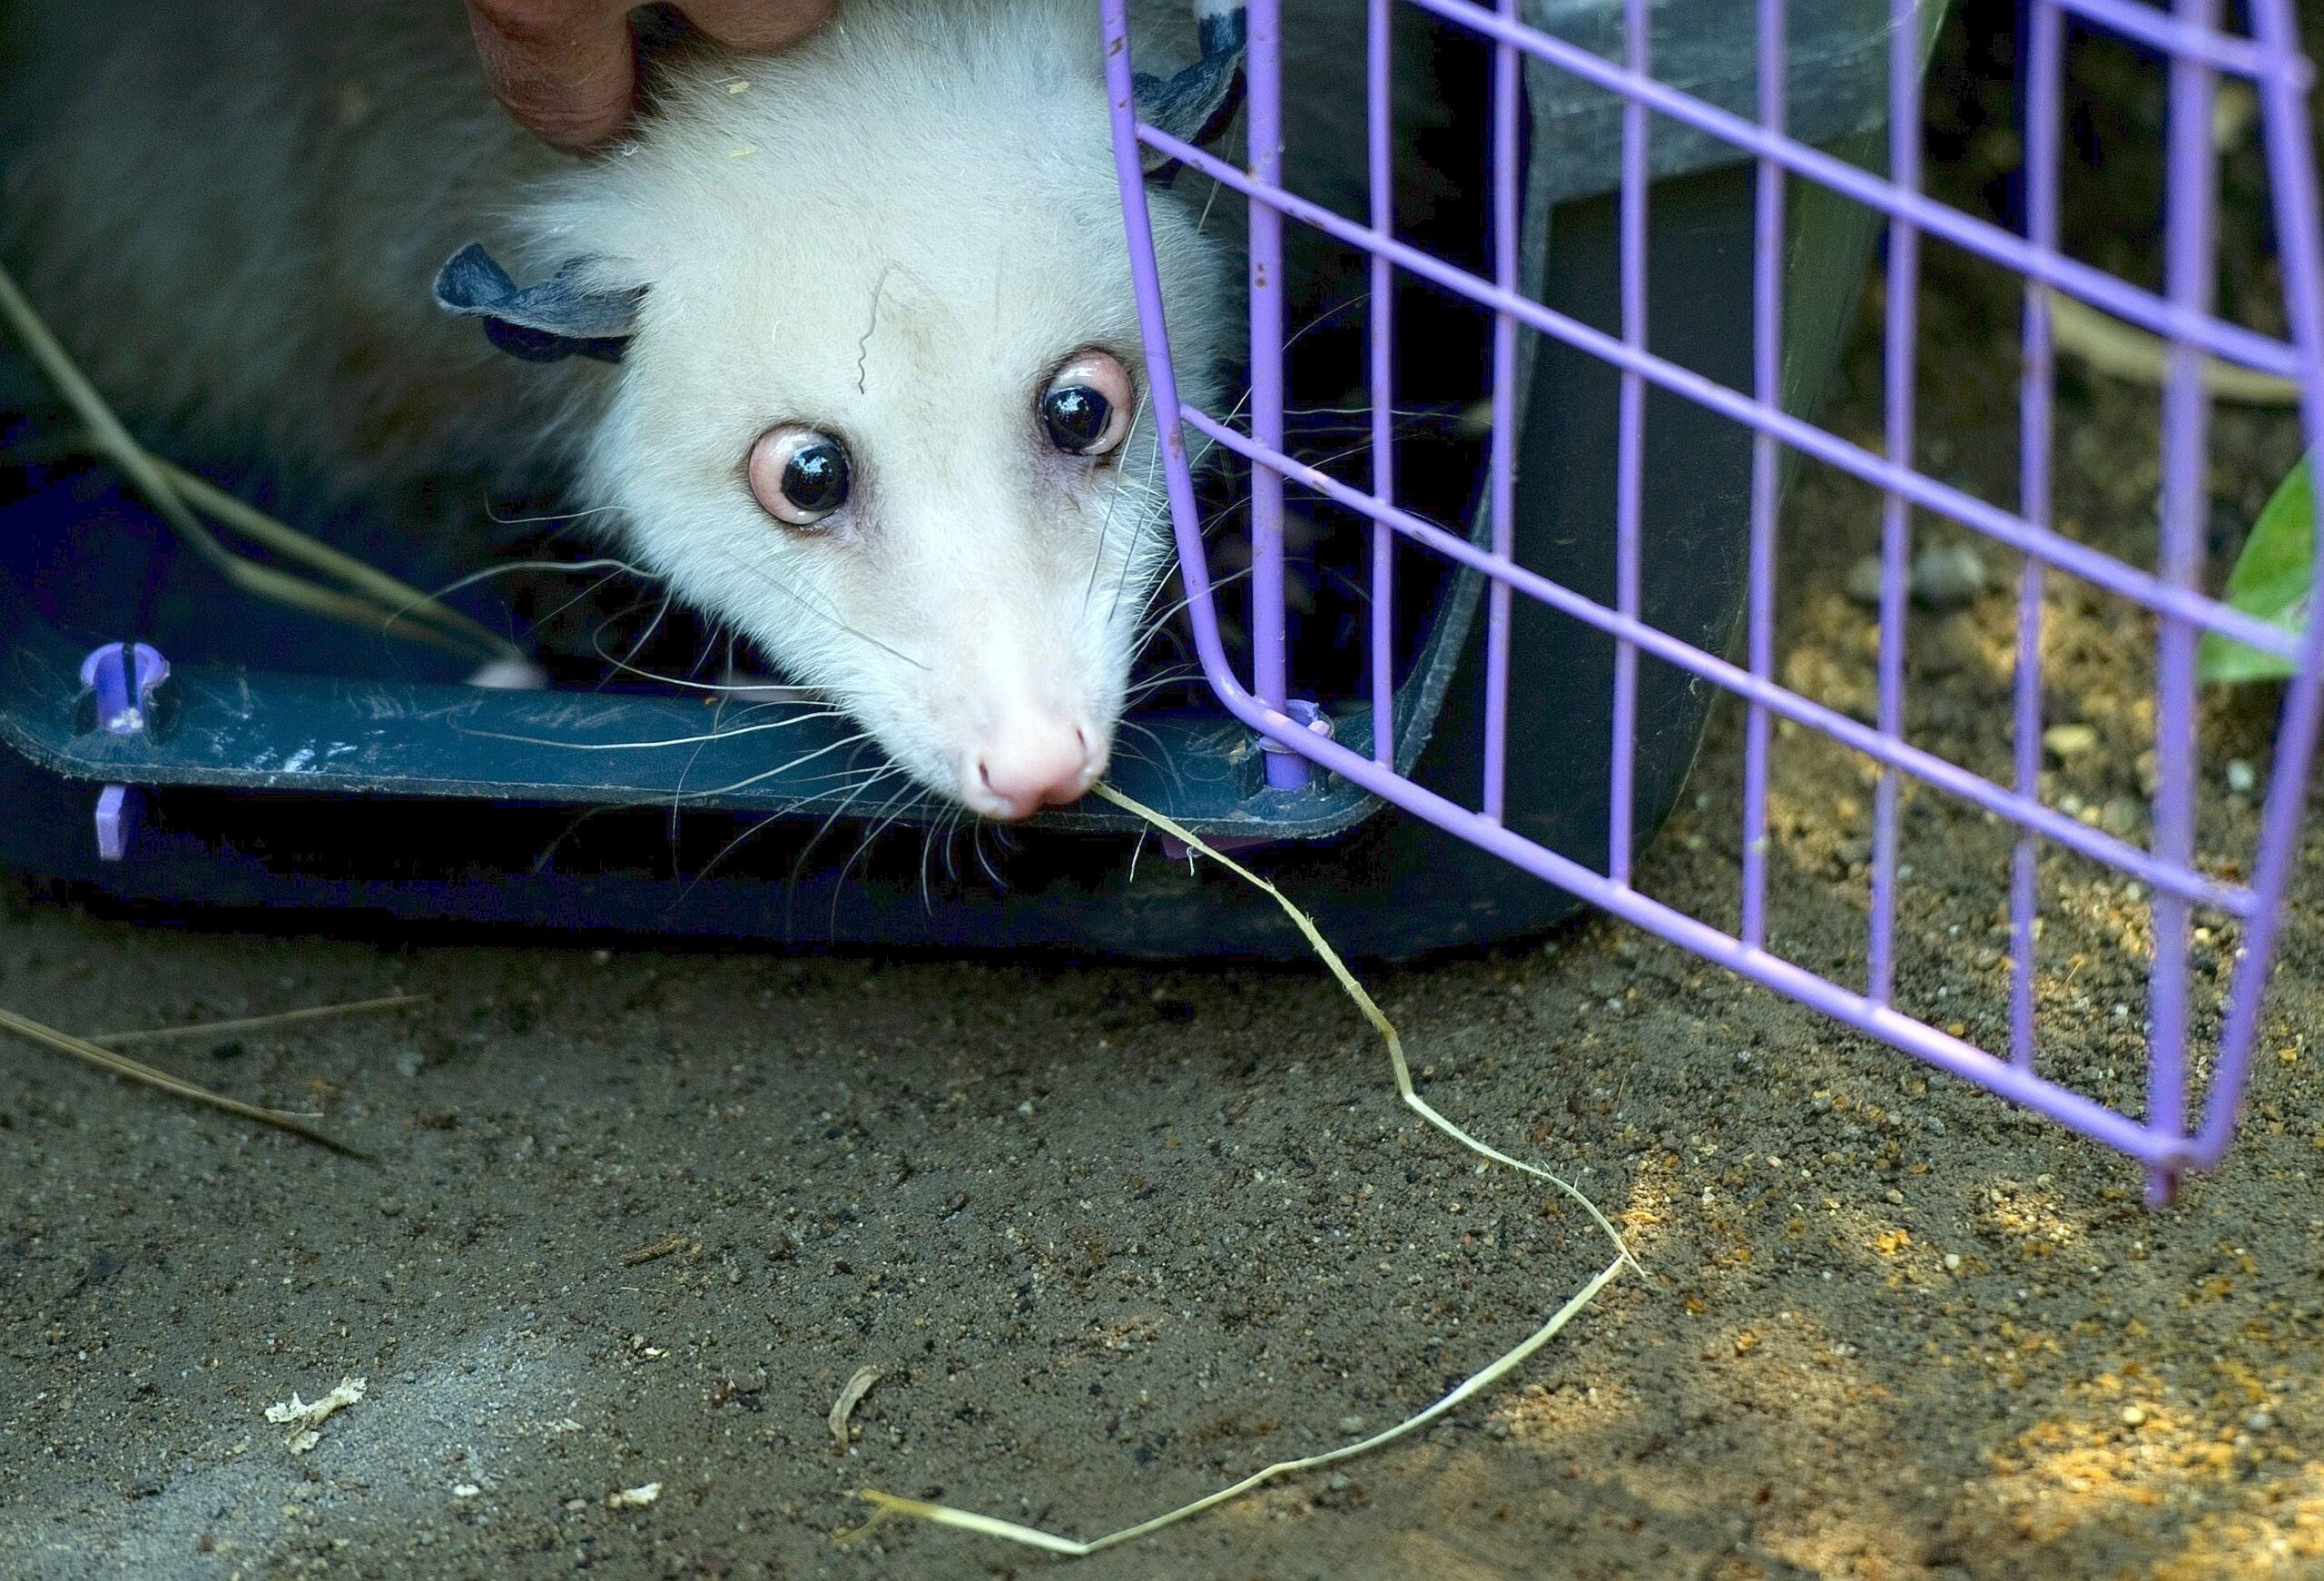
[8,316,2324,1581]
[11,25,2324,1580]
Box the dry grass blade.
[152,459,521,660]
[90,985,428,1051]
[90,992,427,1047]
[0,1006,370,1159]
[0,260,519,664]
[842,784,1637,1557]
[2047,291,2301,406]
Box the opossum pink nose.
[967,725,1104,821]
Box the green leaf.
[2199,452,2315,685]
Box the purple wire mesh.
[1103,0,2324,1202]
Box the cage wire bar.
[1103,0,2324,1201]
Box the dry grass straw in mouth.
[0,1004,369,1158]
[0,260,522,666]
[842,782,1638,1557]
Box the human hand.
[464,0,836,151]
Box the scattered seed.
[263,1376,366,1455]
[1910,543,1987,609]
[2100,797,2144,837]
[620,1233,690,1267]
[830,1365,882,1453]
[2043,723,2100,760]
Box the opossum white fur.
[1,0,1426,817]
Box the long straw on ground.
[0,259,521,666]
[0,1006,369,1158]
[89,992,426,1047]
[842,783,1639,1558]
[2046,291,2300,406]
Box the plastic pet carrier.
[0,0,1909,962]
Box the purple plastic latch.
[1257,699,1332,791]
[93,785,143,862]
[79,642,169,862]
[79,641,171,736]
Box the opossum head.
[468,5,1237,819]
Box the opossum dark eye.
[1039,354,1134,457]
[748,426,852,527]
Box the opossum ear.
[433,243,642,364]
[1134,2,1246,176]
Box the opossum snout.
[960,716,1108,822]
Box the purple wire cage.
[1103,0,2324,1202]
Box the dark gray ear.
[1134,3,1246,176]
[433,243,642,364]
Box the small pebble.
[2249,1409,2275,1432]
[2043,723,2100,759]
[1885,1189,1905,1205]
[2100,797,2144,837]
[2227,758,2258,795]
[1943,1253,1963,1272]
[1911,543,1988,609]
[2121,1405,2148,1428]
[1845,555,1886,606]
[1337,1415,1368,1435]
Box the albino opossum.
[0,0,1425,820]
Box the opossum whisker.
[1100,414,1170,634]
[586,642,828,700]
[683,753,893,902]
[1121,664,1202,707]
[430,555,658,645]
[1132,566,1253,656]
[479,501,629,531]
[822,768,921,930]
[666,731,877,804]
[782,754,907,919]
[1083,389,1151,614]
[1192,173,1226,237]
[970,821,1007,891]
[712,546,931,674]
[1211,293,1375,434]
[608,586,680,677]
[1283,402,1468,421]
[1107,721,1189,801]
[429,555,651,600]
[456,711,846,754]
[677,810,784,900]
[838,776,934,903]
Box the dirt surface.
[12,23,2324,1581]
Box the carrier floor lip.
[0,567,1389,841]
